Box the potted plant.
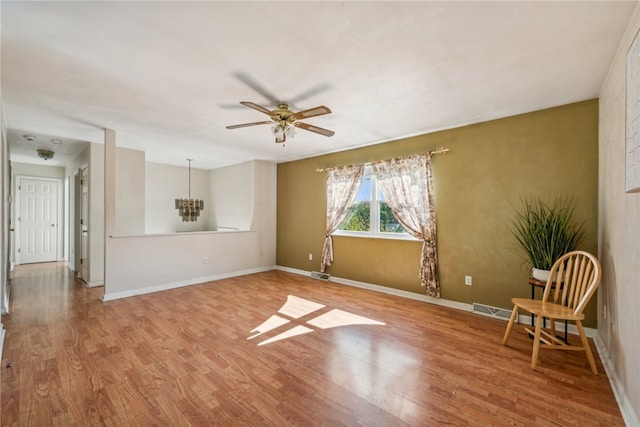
[511,196,586,281]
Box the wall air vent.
[310,271,330,281]
[472,303,513,321]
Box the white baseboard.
[276,265,597,336]
[594,335,639,427]
[277,265,473,311]
[102,265,276,302]
[85,281,104,288]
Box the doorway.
[74,167,89,282]
[15,176,61,264]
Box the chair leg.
[531,313,543,370]
[576,320,598,375]
[502,305,519,345]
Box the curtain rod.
[315,147,451,172]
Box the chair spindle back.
[541,251,602,316]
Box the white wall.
[89,143,104,286]
[209,160,253,230]
[252,159,277,257]
[0,98,9,320]
[114,147,145,236]
[104,156,277,300]
[11,162,65,179]
[0,10,6,345]
[598,3,640,425]
[146,162,210,233]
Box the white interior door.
[18,178,59,264]
[73,171,81,273]
[80,168,89,281]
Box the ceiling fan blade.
[226,121,272,129]
[239,101,273,116]
[294,122,335,137]
[233,72,280,105]
[291,106,332,120]
[288,83,331,105]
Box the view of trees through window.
[339,173,407,234]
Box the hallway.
[1,262,104,424]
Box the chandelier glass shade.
[175,159,204,222]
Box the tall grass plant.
[511,196,586,270]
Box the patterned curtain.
[372,153,440,297]
[320,164,364,273]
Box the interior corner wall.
[0,98,9,317]
[89,143,104,286]
[277,100,599,326]
[252,160,277,261]
[597,2,640,424]
[114,147,145,236]
[145,162,210,233]
[104,160,277,299]
[0,0,7,322]
[209,160,254,230]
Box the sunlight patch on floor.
[248,295,385,346]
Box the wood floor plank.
[1,262,625,426]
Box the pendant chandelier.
[175,159,204,222]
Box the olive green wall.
[277,100,599,327]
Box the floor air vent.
[472,303,513,321]
[310,271,330,281]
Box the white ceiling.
[1,1,636,170]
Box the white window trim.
[333,166,419,241]
[332,229,419,241]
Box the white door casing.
[16,177,59,264]
[80,167,89,282]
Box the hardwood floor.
[1,263,624,426]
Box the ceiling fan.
[226,102,335,144]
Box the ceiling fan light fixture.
[285,125,296,138]
[37,149,55,160]
[227,101,335,143]
[272,124,284,139]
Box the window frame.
[333,166,418,241]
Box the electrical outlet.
[308,253,313,261]
[465,275,472,286]
[203,256,209,264]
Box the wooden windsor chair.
[502,250,602,374]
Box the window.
[336,166,412,239]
